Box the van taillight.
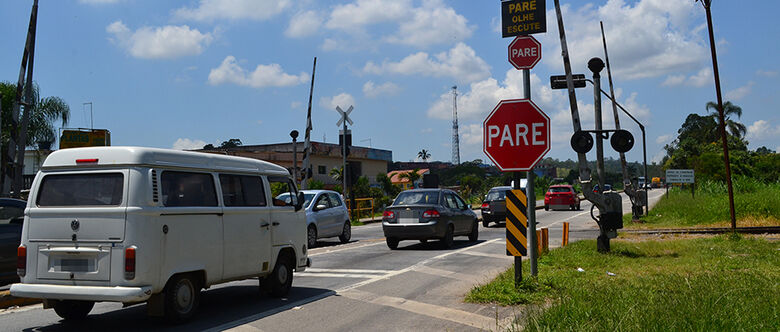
[17,245,26,277]
[125,247,136,280]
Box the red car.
[544,185,581,211]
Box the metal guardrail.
[345,198,374,222]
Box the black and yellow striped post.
[505,189,528,256]
[506,188,528,285]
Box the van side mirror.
[295,192,305,211]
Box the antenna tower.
[451,86,460,164]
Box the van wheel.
[440,225,454,249]
[265,252,293,297]
[307,225,317,249]
[468,220,479,242]
[53,300,94,320]
[338,221,351,243]
[163,274,201,323]
[386,237,399,250]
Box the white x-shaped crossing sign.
[336,105,354,127]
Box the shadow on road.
[391,239,487,251]
[22,285,335,332]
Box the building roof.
[196,141,392,162]
[388,169,430,183]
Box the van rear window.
[37,173,124,206]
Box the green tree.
[376,172,400,197]
[417,149,431,162]
[0,81,70,147]
[330,166,343,183]
[398,168,422,188]
[705,101,747,139]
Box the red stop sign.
[483,99,550,171]
[508,36,541,70]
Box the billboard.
[59,129,111,149]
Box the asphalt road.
[0,190,665,331]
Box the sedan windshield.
[394,191,439,205]
[548,187,571,193]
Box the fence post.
[562,222,570,246]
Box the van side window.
[268,176,298,207]
[219,174,267,207]
[161,171,218,207]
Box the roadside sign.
[666,169,694,184]
[508,36,541,70]
[483,99,550,171]
[550,74,587,89]
[59,129,111,149]
[501,0,546,38]
[505,189,528,256]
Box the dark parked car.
[0,198,27,286]
[382,189,478,249]
[592,184,613,193]
[480,186,512,227]
[544,185,581,211]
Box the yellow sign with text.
[60,129,111,149]
[501,0,547,38]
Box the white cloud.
[746,120,780,141]
[662,75,685,87]
[363,43,490,84]
[661,68,712,87]
[325,0,472,48]
[79,0,119,4]
[319,93,356,111]
[421,128,433,134]
[538,0,708,80]
[326,0,411,30]
[208,56,309,88]
[756,70,778,77]
[286,11,324,38]
[725,82,754,101]
[291,101,302,109]
[384,0,473,47]
[173,0,290,22]
[106,21,213,59]
[363,81,400,98]
[655,134,674,145]
[173,138,207,150]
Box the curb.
[0,290,41,310]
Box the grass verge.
[625,178,780,228]
[466,235,780,331]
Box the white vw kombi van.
[11,147,310,322]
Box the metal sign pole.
[522,68,538,277]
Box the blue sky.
[1,0,778,165]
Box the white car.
[11,147,310,323]
[281,190,351,248]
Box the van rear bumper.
[10,283,153,303]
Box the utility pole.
[700,0,737,230]
[84,102,93,130]
[451,86,460,165]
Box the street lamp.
[290,130,299,184]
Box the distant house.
[388,169,430,190]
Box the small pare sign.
[501,0,546,37]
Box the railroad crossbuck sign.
[505,189,528,256]
[483,99,550,171]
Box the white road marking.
[308,240,385,257]
[295,273,385,279]
[303,268,393,274]
[339,289,502,331]
[460,251,512,260]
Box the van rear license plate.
[60,259,91,272]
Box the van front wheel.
[164,274,201,323]
[53,300,94,320]
[265,252,293,297]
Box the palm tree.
[329,166,343,183]
[417,149,431,162]
[0,81,70,147]
[398,168,422,188]
[705,101,746,139]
